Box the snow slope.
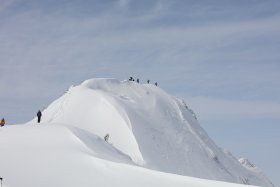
[0,124,259,187]
[0,78,274,187]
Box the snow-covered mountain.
[0,78,274,187]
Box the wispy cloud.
[0,0,16,12]
[185,96,280,121]
[0,0,280,122]
[119,0,130,8]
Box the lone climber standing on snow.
[0,118,5,127]
[37,110,42,123]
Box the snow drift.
[0,78,274,187]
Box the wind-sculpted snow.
[0,124,260,187]
[0,78,273,187]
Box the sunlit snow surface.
[0,78,274,187]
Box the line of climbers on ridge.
[1,78,159,127]
[128,77,158,86]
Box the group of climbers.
[1,110,42,127]
[129,77,158,86]
[2,78,159,127]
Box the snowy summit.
[0,78,274,187]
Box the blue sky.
[0,0,279,186]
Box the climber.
[129,77,135,81]
[0,118,5,127]
[37,110,42,123]
[104,134,110,142]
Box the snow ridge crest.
[37,78,274,187]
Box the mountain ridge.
[0,78,271,187]
[27,78,273,187]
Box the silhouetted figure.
[0,118,5,127]
[104,134,109,142]
[37,110,42,123]
[147,80,150,84]
[137,78,139,83]
[155,82,158,86]
[129,77,135,81]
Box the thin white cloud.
[185,96,280,121]
[1,0,280,122]
[119,0,130,8]
[0,4,279,102]
[0,0,15,12]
